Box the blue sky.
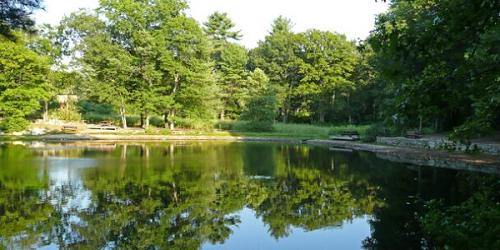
[34,0,389,48]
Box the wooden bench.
[405,130,423,139]
[330,130,360,141]
[88,121,118,131]
[99,121,114,126]
[340,131,359,136]
[62,125,78,133]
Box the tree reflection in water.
[0,142,498,249]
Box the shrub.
[0,116,30,133]
[79,101,118,123]
[362,123,388,142]
[50,107,82,122]
[149,116,164,128]
[126,116,140,127]
[240,91,277,132]
[83,113,119,123]
[175,117,213,130]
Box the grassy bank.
[214,121,371,139]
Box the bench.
[99,121,114,126]
[330,130,360,141]
[62,125,78,133]
[405,130,423,139]
[88,121,118,131]
[340,131,359,136]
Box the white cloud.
[34,0,389,48]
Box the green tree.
[0,0,42,38]
[217,43,248,119]
[240,71,277,132]
[58,11,134,128]
[59,0,217,129]
[249,16,302,123]
[203,11,242,51]
[370,0,500,137]
[203,12,245,120]
[0,35,51,132]
[294,30,358,123]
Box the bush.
[214,120,247,130]
[83,113,119,123]
[240,121,274,132]
[175,117,214,130]
[240,91,277,132]
[150,116,164,128]
[50,107,82,122]
[362,123,388,142]
[0,116,30,133]
[126,116,140,127]
[79,101,118,123]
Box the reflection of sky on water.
[34,157,96,250]
[203,208,370,250]
[42,157,95,211]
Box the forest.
[0,0,499,140]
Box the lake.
[0,141,498,249]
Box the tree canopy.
[0,0,498,140]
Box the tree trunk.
[347,94,352,125]
[282,105,289,123]
[140,113,144,128]
[43,100,49,122]
[144,113,150,129]
[163,113,168,128]
[120,107,127,129]
[168,109,176,130]
[419,116,423,132]
[220,109,225,121]
[319,111,326,123]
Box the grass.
[214,120,372,139]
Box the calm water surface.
[0,141,498,249]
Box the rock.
[30,128,47,135]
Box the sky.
[34,0,389,48]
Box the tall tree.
[294,30,358,123]
[249,16,302,123]
[203,12,241,46]
[0,0,43,38]
[203,12,245,120]
[370,0,500,137]
[59,0,217,129]
[0,34,51,132]
[59,11,135,128]
[217,43,248,119]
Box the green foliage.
[0,36,50,132]
[204,12,242,43]
[370,0,500,138]
[240,88,278,132]
[50,107,82,122]
[175,117,215,130]
[362,123,389,142]
[0,116,30,133]
[250,18,361,124]
[78,101,118,123]
[0,0,42,38]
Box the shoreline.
[1,133,499,173]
